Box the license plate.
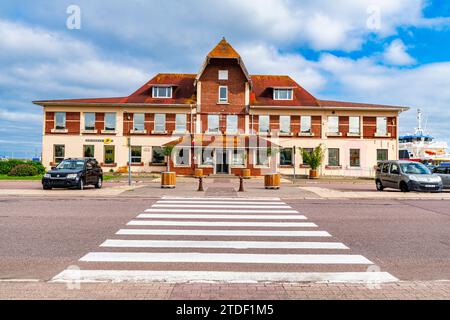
[425,185,435,188]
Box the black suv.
[42,158,103,190]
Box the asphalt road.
[0,196,449,282]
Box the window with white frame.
[279,148,293,166]
[349,116,360,134]
[174,147,190,166]
[350,149,361,167]
[218,70,228,80]
[175,114,187,133]
[301,116,311,133]
[152,86,172,98]
[151,146,165,164]
[208,115,220,133]
[258,115,270,133]
[54,144,65,163]
[232,149,245,166]
[55,112,66,130]
[131,146,142,163]
[226,115,238,134]
[327,116,339,133]
[376,117,388,135]
[154,114,166,133]
[200,148,214,166]
[133,113,145,131]
[280,116,291,134]
[328,148,340,166]
[273,88,293,100]
[219,86,228,103]
[84,113,95,131]
[104,113,116,131]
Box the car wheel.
[376,180,384,191]
[77,179,84,190]
[400,181,410,193]
[95,177,102,189]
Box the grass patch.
[0,174,43,181]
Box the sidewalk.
[0,280,449,300]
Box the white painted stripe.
[127,220,317,228]
[52,270,399,284]
[162,196,281,201]
[153,204,291,209]
[145,209,298,214]
[80,252,373,264]
[137,214,307,220]
[157,201,285,205]
[116,229,331,237]
[101,239,349,250]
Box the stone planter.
[264,173,281,189]
[194,168,204,178]
[161,171,176,188]
[309,169,319,179]
[241,168,251,179]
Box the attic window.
[273,88,293,100]
[152,86,172,98]
[218,70,228,80]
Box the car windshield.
[400,162,431,175]
[56,160,85,170]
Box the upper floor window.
[152,86,172,98]
[175,114,187,133]
[376,117,388,136]
[301,116,311,133]
[208,115,220,133]
[218,70,228,80]
[259,115,270,133]
[55,112,66,130]
[349,116,360,134]
[226,115,238,134]
[273,88,293,100]
[84,112,95,131]
[280,116,291,134]
[219,86,228,103]
[104,113,116,131]
[327,116,339,133]
[154,114,166,133]
[133,113,145,131]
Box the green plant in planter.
[300,144,324,171]
[163,145,175,172]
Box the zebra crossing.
[51,196,398,284]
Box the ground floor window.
[54,145,65,164]
[232,149,246,166]
[83,145,94,158]
[350,149,360,167]
[175,147,191,166]
[131,146,142,163]
[328,148,340,166]
[301,148,314,165]
[279,148,293,166]
[201,148,214,166]
[377,149,388,161]
[151,146,165,164]
[104,145,115,164]
[255,149,269,166]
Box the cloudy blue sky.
[1,0,450,158]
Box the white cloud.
[383,39,416,66]
[0,109,41,123]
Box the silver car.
[376,160,443,192]
[433,166,450,189]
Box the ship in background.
[399,109,450,164]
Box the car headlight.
[66,173,78,179]
[408,175,418,181]
[44,173,51,178]
[432,176,442,183]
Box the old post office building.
[34,38,408,177]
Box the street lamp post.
[127,137,131,186]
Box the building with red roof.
[34,38,408,177]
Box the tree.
[301,144,324,171]
[163,145,175,172]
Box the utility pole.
[127,137,131,186]
[293,146,296,183]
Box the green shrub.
[8,164,39,177]
[0,160,45,175]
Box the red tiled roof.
[318,100,406,109]
[207,38,240,59]
[250,75,319,106]
[33,97,128,104]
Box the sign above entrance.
[85,138,114,144]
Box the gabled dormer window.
[273,88,293,100]
[152,86,172,98]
